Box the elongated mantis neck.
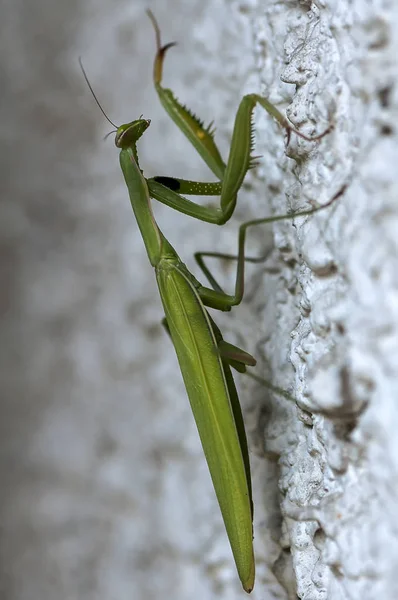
[116,119,178,267]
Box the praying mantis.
[81,10,344,593]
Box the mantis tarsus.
[81,10,344,593]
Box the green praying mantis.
[81,10,344,593]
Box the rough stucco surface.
[268,2,398,600]
[1,0,397,599]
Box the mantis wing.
[156,259,255,593]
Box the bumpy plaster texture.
[263,2,398,600]
[1,1,397,599]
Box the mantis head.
[115,119,151,149]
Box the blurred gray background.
[0,1,284,598]
[5,0,397,599]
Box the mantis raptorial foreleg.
[146,9,332,227]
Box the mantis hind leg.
[218,340,256,373]
[245,371,296,402]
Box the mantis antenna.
[78,56,118,130]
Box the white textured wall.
[1,0,397,599]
